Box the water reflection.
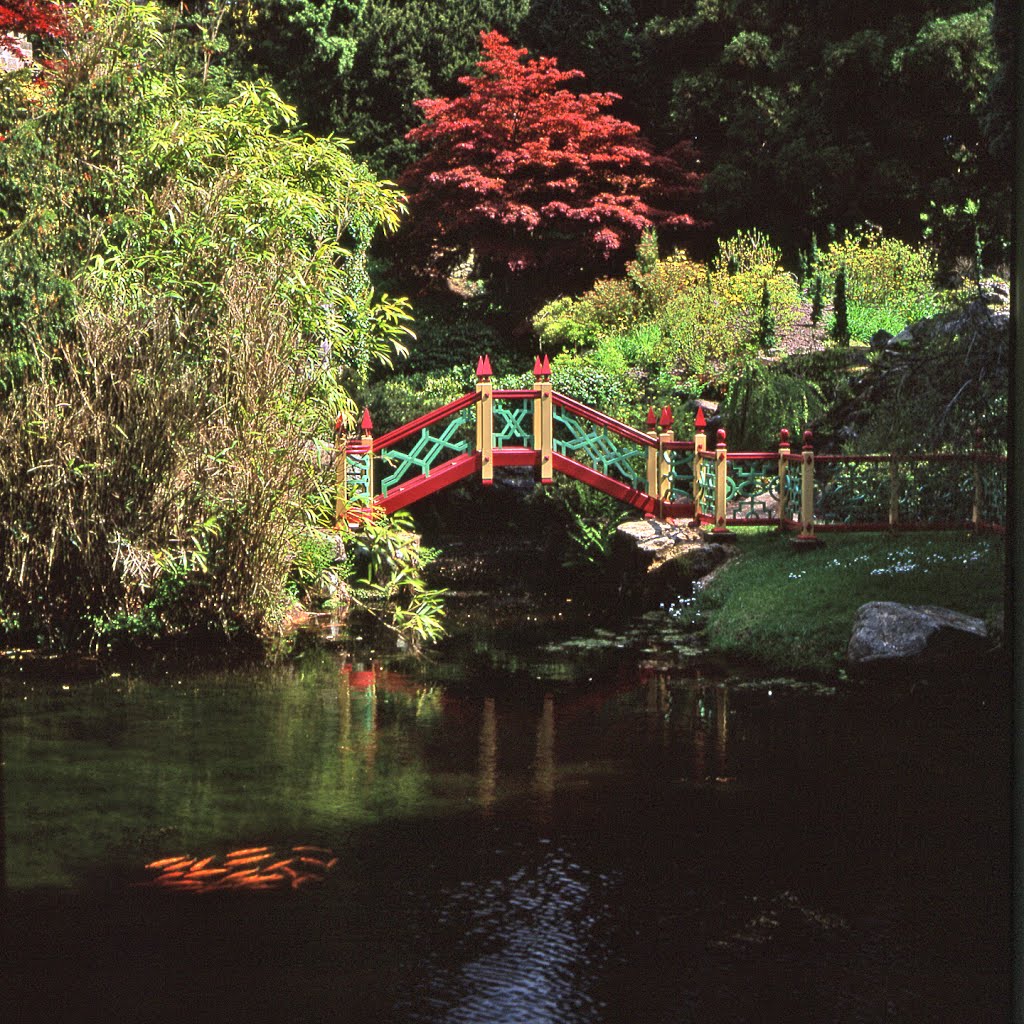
[400,849,612,1024]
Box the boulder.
[847,602,989,677]
[611,518,733,605]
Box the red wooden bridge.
[336,356,1006,539]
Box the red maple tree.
[399,31,702,300]
[0,0,66,58]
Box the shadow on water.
[0,546,1012,1023]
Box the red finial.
[779,427,790,445]
[716,428,727,447]
[475,354,493,379]
[533,354,544,377]
[658,405,673,429]
[802,429,813,449]
[360,407,373,433]
[541,353,551,376]
[647,406,657,428]
[483,354,493,377]
[694,407,707,429]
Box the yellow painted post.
[360,407,375,507]
[888,454,900,529]
[794,429,821,547]
[692,407,707,526]
[972,427,983,528]
[657,405,674,519]
[645,407,658,498]
[777,428,790,529]
[475,355,494,485]
[711,428,734,539]
[533,355,553,484]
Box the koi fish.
[291,845,333,855]
[262,859,295,873]
[145,855,192,870]
[224,852,272,867]
[324,858,339,870]
[225,846,269,858]
[297,856,329,870]
[188,855,216,872]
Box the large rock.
[847,602,989,677]
[611,519,733,605]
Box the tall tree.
[399,30,702,310]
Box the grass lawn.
[696,528,1006,678]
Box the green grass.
[696,529,1006,677]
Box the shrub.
[719,362,825,451]
[815,228,940,323]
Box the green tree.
[0,0,418,647]
[226,0,530,177]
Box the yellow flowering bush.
[815,229,939,321]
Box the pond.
[0,587,1010,1023]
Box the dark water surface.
[0,599,1010,1023]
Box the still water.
[0,601,1010,1023]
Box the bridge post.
[972,427,983,528]
[777,428,790,529]
[337,408,375,526]
[692,408,707,527]
[888,453,900,529]
[711,428,735,539]
[793,429,823,547]
[475,355,494,485]
[533,355,553,484]
[657,406,674,519]
[645,407,658,498]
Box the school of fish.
[139,845,338,892]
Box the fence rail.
[337,357,1007,539]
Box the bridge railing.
[337,356,1006,539]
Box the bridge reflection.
[337,659,733,812]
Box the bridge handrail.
[552,392,660,447]
[493,388,540,401]
[372,392,479,451]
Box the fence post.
[793,429,822,547]
[645,406,658,499]
[777,428,790,530]
[657,406,674,520]
[972,427,983,528]
[533,354,553,483]
[888,453,900,530]
[711,428,735,539]
[692,407,707,526]
[337,407,375,526]
[475,355,494,485]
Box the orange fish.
[324,858,339,870]
[224,852,271,867]
[297,856,328,870]
[188,855,216,872]
[145,855,192,870]
[292,845,333,855]
[262,859,295,873]
[225,846,269,858]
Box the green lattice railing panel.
[695,453,716,519]
[669,451,693,504]
[725,458,779,522]
[345,449,372,506]
[493,398,533,447]
[896,458,973,524]
[553,405,646,490]
[977,460,1007,526]
[378,409,474,496]
[815,460,889,525]
[782,461,802,523]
